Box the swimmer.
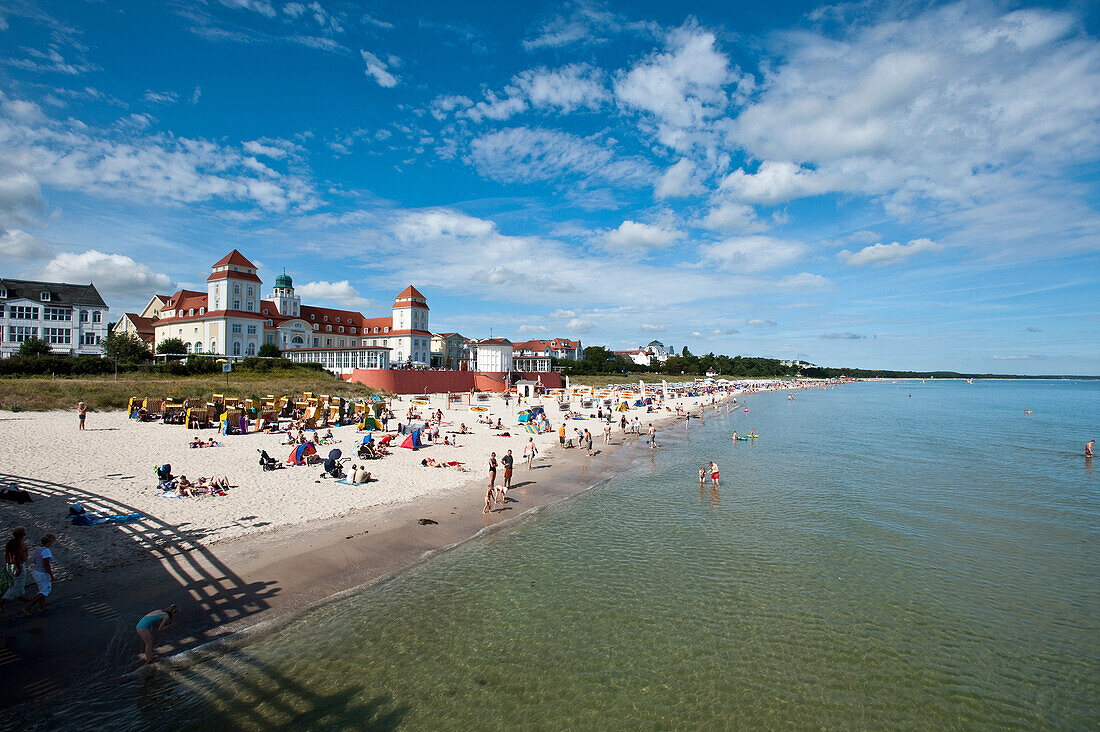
[732,430,738,441]
[699,465,706,484]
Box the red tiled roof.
[395,285,426,299]
[162,289,205,309]
[211,249,258,269]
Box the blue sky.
[1,0,1098,374]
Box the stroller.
[155,464,174,491]
[258,450,282,471]
[321,458,345,479]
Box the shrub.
[18,337,52,357]
[258,343,281,358]
[156,338,187,355]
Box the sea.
[23,380,1100,729]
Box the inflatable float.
[469,405,489,413]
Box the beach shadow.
[158,648,410,729]
[508,481,535,490]
[0,471,281,708]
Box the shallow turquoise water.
[34,381,1100,729]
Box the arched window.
[210,340,217,353]
[291,336,304,346]
[246,342,256,356]
[194,342,203,353]
[185,342,192,353]
[233,341,241,356]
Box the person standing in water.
[699,465,706,484]
[1087,440,1095,457]
[710,461,720,487]
[136,604,179,663]
[647,423,657,449]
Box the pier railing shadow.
[0,471,280,704]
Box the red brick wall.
[347,370,563,394]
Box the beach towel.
[71,511,144,526]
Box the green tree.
[18,336,52,357]
[681,345,693,358]
[156,337,187,355]
[102,331,151,363]
[258,343,281,358]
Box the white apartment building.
[0,278,109,358]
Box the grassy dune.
[0,371,379,412]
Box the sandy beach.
[0,380,814,710]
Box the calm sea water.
[33,381,1100,729]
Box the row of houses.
[2,250,586,375]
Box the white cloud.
[701,235,806,272]
[38,250,173,296]
[6,46,99,75]
[726,4,1100,257]
[992,354,1046,360]
[0,230,51,261]
[838,238,942,267]
[243,139,289,158]
[655,158,704,199]
[820,332,866,340]
[218,0,276,18]
[720,161,843,205]
[601,220,684,251]
[700,201,765,233]
[455,64,608,123]
[468,127,654,186]
[614,24,749,152]
[522,4,654,51]
[566,317,594,333]
[640,323,664,332]
[360,50,398,87]
[518,324,550,334]
[0,172,44,228]
[0,97,320,213]
[778,272,830,289]
[143,90,179,105]
[295,280,373,308]
[745,318,777,327]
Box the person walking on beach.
[23,534,56,615]
[584,429,593,456]
[558,423,566,449]
[710,461,720,488]
[484,452,498,514]
[647,424,657,449]
[603,422,611,444]
[501,450,514,501]
[77,401,87,431]
[524,438,538,469]
[1,527,29,610]
[136,604,179,663]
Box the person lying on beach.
[494,418,504,430]
[190,436,202,448]
[205,439,221,448]
[459,423,470,434]
[175,476,194,497]
[195,476,230,494]
[136,604,178,664]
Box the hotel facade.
[150,250,432,374]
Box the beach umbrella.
[328,448,342,460]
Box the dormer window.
[336,317,341,323]
[323,315,328,322]
[310,314,315,321]
[339,326,344,333]
[189,308,194,317]
[199,307,205,315]
[350,327,356,334]
[0,289,7,298]
[263,309,268,315]
[326,325,332,332]
[384,327,389,333]
[40,291,51,301]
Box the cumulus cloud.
[467,127,654,187]
[461,64,607,122]
[655,158,704,199]
[640,323,665,332]
[38,250,173,296]
[838,238,942,267]
[518,324,550,334]
[614,24,750,152]
[0,230,52,261]
[700,235,806,272]
[726,3,1100,256]
[820,332,866,339]
[295,280,373,308]
[0,95,320,213]
[566,317,594,333]
[600,220,684,251]
[360,50,398,87]
[700,201,765,233]
[720,161,844,205]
